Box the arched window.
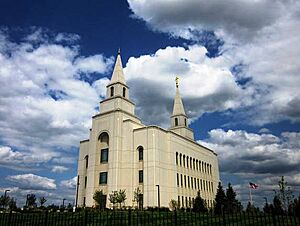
[99,132,109,163]
[123,87,126,97]
[138,146,143,161]
[84,155,89,168]
[110,86,114,97]
[175,118,178,126]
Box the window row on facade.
[176,173,214,192]
[177,196,214,208]
[176,152,212,175]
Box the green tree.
[225,183,242,214]
[27,194,37,209]
[93,190,105,209]
[214,182,226,214]
[133,187,143,209]
[109,191,119,209]
[0,195,10,209]
[192,191,207,212]
[273,194,284,214]
[116,189,126,208]
[277,176,294,212]
[8,197,17,210]
[39,197,47,207]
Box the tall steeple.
[170,77,194,140]
[172,76,186,117]
[100,50,135,115]
[109,49,126,85]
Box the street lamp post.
[156,185,160,208]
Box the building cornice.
[80,139,89,143]
[92,108,141,122]
[133,125,217,156]
[100,95,135,105]
[106,82,129,89]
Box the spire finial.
[118,48,121,55]
[175,76,179,88]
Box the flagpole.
[249,186,252,205]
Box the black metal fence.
[0,210,299,226]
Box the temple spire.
[172,76,186,116]
[110,50,126,84]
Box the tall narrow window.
[179,154,182,166]
[99,172,108,184]
[191,177,193,189]
[123,87,126,97]
[177,173,179,187]
[187,156,189,168]
[182,196,184,207]
[85,155,89,168]
[110,86,114,97]
[184,175,186,187]
[101,149,109,162]
[176,152,178,165]
[188,176,190,188]
[183,155,185,167]
[139,170,143,183]
[181,174,183,187]
[84,176,87,188]
[138,146,143,161]
[99,132,109,163]
[83,197,86,206]
[178,196,180,208]
[175,118,178,126]
[184,118,187,126]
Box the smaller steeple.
[110,49,126,85]
[170,76,194,140]
[172,76,186,116]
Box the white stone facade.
[76,52,220,209]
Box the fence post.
[173,210,178,226]
[222,210,226,226]
[44,211,48,226]
[8,210,12,226]
[271,211,277,226]
[84,209,88,226]
[128,209,131,226]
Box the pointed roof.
[172,77,186,116]
[110,50,126,84]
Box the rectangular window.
[191,177,193,189]
[100,148,109,163]
[184,175,186,188]
[99,172,108,184]
[178,196,180,207]
[139,170,143,183]
[84,176,87,188]
[139,149,143,161]
[197,179,199,190]
[194,178,196,190]
[83,197,86,206]
[177,173,179,187]
[182,196,184,207]
[188,176,190,188]
[200,179,202,190]
[181,174,183,187]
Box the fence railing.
[0,209,299,226]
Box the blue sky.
[0,0,299,208]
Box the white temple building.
[76,51,219,208]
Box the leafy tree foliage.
[225,183,242,214]
[0,195,10,208]
[192,191,207,212]
[27,194,37,208]
[273,195,284,214]
[277,176,294,212]
[246,202,259,213]
[133,187,143,209]
[8,197,17,210]
[39,197,47,207]
[109,189,127,209]
[214,182,226,214]
[93,190,105,209]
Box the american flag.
[249,182,258,189]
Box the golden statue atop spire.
[175,76,179,88]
